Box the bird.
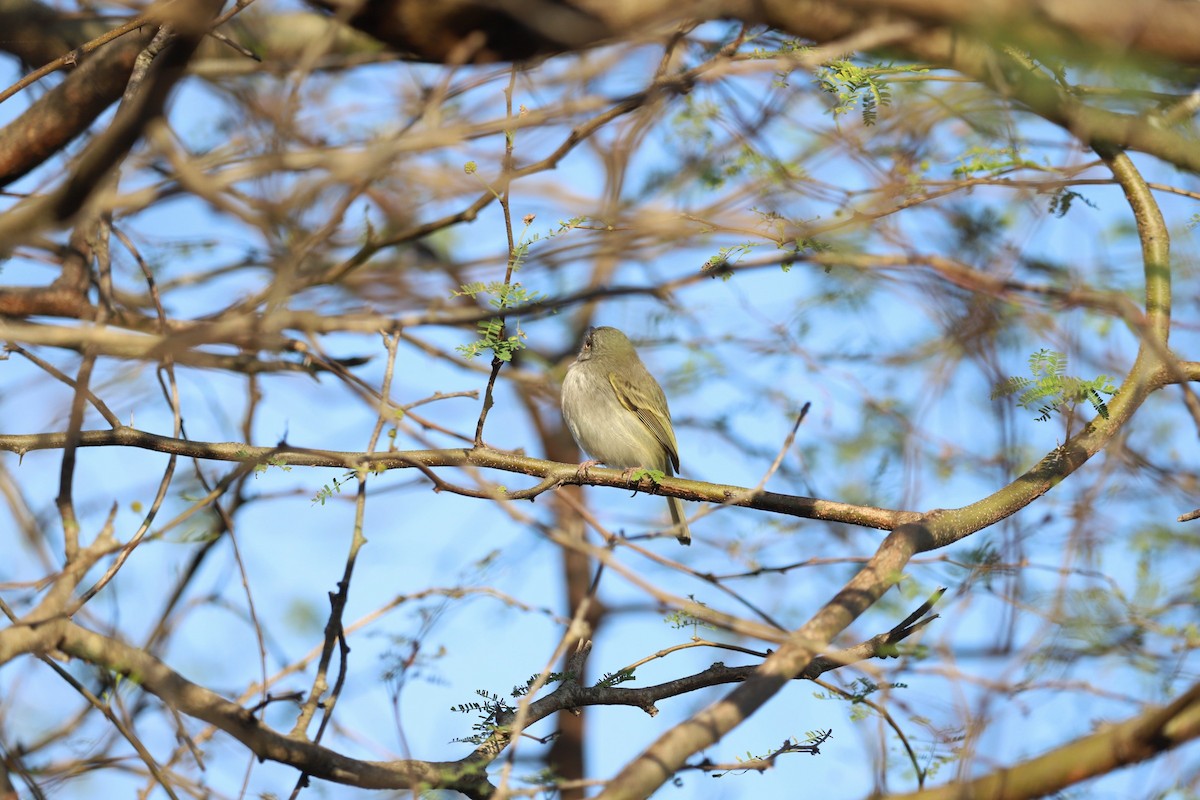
[560,326,690,545]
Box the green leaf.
[992,349,1117,422]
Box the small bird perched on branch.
[561,326,690,545]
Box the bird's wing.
[608,372,680,472]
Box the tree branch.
[883,681,1200,800]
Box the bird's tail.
[667,496,691,545]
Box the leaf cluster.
[449,673,570,745]
[992,349,1117,422]
[815,61,926,125]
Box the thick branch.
[595,520,933,798]
[883,682,1200,800]
[0,24,151,187]
[0,588,932,795]
[294,1,1200,174]
[303,0,1200,67]
[0,618,496,796]
[0,0,224,247]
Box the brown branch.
[454,591,936,788]
[0,618,497,797]
[882,681,1200,800]
[0,17,151,187]
[307,0,1200,67]
[290,2,1200,174]
[689,731,830,774]
[0,428,912,529]
[0,318,345,372]
[0,0,224,246]
[0,13,154,106]
[829,0,1200,65]
[0,0,118,64]
[908,32,1200,174]
[595,518,932,798]
[0,284,679,355]
[0,582,936,797]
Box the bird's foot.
[620,466,655,495]
[575,459,601,482]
